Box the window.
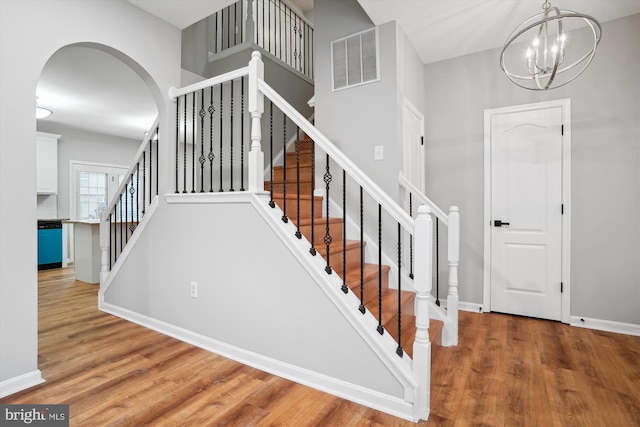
[70,162,129,221]
[331,28,379,91]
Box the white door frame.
[402,97,425,192]
[483,99,572,324]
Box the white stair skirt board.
[570,316,640,337]
[99,301,416,422]
[0,370,45,399]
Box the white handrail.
[168,67,250,101]
[101,117,159,222]
[399,173,449,226]
[258,79,414,233]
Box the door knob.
[494,220,510,227]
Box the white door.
[402,99,425,192]
[489,105,564,321]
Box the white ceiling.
[357,0,640,64]
[37,0,639,140]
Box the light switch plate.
[374,145,384,160]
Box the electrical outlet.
[374,145,384,160]
[190,281,198,299]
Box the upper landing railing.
[208,0,313,80]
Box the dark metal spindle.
[436,217,440,306]
[377,204,384,335]
[409,192,414,279]
[227,6,231,49]
[397,222,404,358]
[262,0,265,47]
[240,77,245,191]
[155,126,159,196]
[209,86,215,192]
[135,163,139,224]
[109,211,113,268]
[268,0,271,52]
[323,154,332,274]
[175,95,179,193]
[359,186,365,313]
[230,80,235,191]
[199,88,206,192]
[183,94,187,193]
[295,132,301,239]
[234,2,237,46]
[281,112,288,223]
[219,83,224,192]
[309,139,316,256]
[129,175,135,234]
[269,101,275,207]
[119,197,123,253]
[124,179,129,242]
[341,170,347,293]
[191,92,196,193]
[142,150,146,216]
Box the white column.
[412,205,432,421]
[99,214,110,286]
[443,206,460,347]
[248,51,264,192]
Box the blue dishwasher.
[38,220,62,270]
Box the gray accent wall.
[423,14,640,324]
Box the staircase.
[266,137,443,358]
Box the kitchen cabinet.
[37,132,61,194]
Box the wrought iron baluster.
[309,139,316,256]
[191,92,196,193]
[341,170,347,293]
[240,76,245,191]
[110,210,114,268]
[227,5,231,49]
[124,180,129,242]
[269,101,275,208]
[219,82,224,192]
[377,203,384,335]
[409,192,414,279]
[135,163,139,224]
[323,154,332,274]
[155,126,159,196]
[436,217,440,306]
[281,112,288,223]
[209,85,215,192]
[229,80,235,191]
[268,0,271,52]
[142,151,146,216]
[359,185,365,312]
[234,2,237,45]
[397,222,403,357]
[295,130,301,239]
[129,174,135,234]
[183,94,187,193]
[175,94,179,193]
[119,197,123,254]
[199,88,206,192]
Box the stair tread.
[316,239,360,256]
[382,313,444,359]
[345,263,390,286]
[296,217,342,226]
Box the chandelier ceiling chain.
[500,0,602,91]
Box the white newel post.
[248,51,264,192]
[444,206,460,346]
[412,205,432,421]
[99,215,110,286]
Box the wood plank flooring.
[2,267,639,426]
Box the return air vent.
[331,28,379,91]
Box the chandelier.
[500,0,601,90]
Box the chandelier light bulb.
[500,0,601,90]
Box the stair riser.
[273,167,314,182]
[271,197,322,221]
[299,220,344,246]
[285,151,312,165]
[266,182,314,195]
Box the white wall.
[0,0,181,394]
[423,14,640,324]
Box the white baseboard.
[99,302,416,422]
[569,316,640,337]
[437,299,484,314]
[0,370,45,399]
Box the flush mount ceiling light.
[35,97,52,119]
[500,0,601,90]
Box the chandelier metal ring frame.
[500,1,602,91]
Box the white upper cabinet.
[37,132,61,194]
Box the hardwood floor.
[2,267,639,426]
